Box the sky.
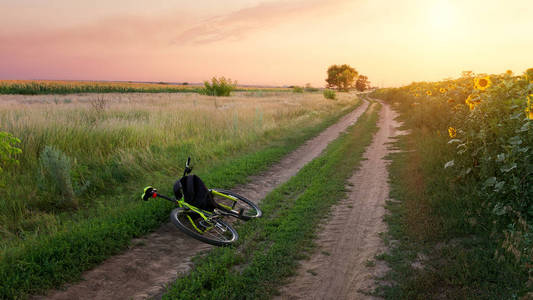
[0,0,532,87]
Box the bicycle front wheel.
[211,189,262,220]
[170,208,238,246]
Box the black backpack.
[174,175,216,211]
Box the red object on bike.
[153,193,157,198]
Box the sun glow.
[428,1,457,32]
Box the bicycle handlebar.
[183,156,193,177]
[141,186,175,203]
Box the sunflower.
[465,95,481,110]
[448,127,457,138]
[447,84,455,90]
[426,90,432,96]
[506,70,513,76]
[439,87,447,94]
[447,98,455,104]
[474,76,492,91]
[414,93,420,97]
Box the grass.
[162,102,381,299]
[0,92,356,242]
[0,92,361,299]
[373,107,529,299]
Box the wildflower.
[426,90,432,96]
[447,84,455,90]
[414,93,420,97]
[447,98,455,104]
[440,87,447,94]
[474,76,492,91]
[506,70,513,76]
[448,127,457,138]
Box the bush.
[38,146,88,209]
[323,89,336,100]
[201,77,237,97]
[292,86,304,93]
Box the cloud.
[173,0,350,45]
[0,14,191,56]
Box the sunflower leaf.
[500,163,517,173]
[448,139,461,144]
[508,136,522,145]
[444,160,455,169]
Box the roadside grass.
[162,102,380,299]
[375,113,528,299]
[0,95,361,299]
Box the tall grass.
[0,92,357,245]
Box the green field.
[0,90,360,299]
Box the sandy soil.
[34,100,369,300]
[276,101,401,300]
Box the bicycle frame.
[155,190,239,234]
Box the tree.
[355,75,370,91]
[325,64,358,91]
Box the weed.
[89,95,108,113]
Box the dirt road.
[277,101,401,300]
[35,100,369,300]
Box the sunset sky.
[1,0,531,87]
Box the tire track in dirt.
[276,101,402,300]
[34,100,369,300]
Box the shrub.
[323,89,336,100]
[201,77,237,97]
[38,146,79,209]
[292,86,304,93]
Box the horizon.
[1,0,532,88]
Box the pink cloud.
[173,0,351,44]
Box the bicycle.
[141,157,262,246]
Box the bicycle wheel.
[170,208,238,246]
[211,189,262,220]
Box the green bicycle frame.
[210,189,239,211]
[174,190,237,234]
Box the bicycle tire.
[211,189,262,220]
[170,208,238,246]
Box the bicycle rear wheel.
[211,189,262,220]
[170,208,238,246]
